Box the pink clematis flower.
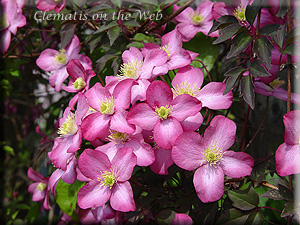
[36,0,66,13]
[36,35,92,91]
[172,65,233,110]
[142,29,193,77]
[79,204,115,225]
[173,0,218,41]
[127,80,202,150]
[27,167,50,210]
[48,93,88,170]
[276,110,300,176]
[0,0,26,54]
[172,115,254,202]
[150,146,174,175]
[81,81,135,141]
[77,147,136,212]
[171,213,193,225]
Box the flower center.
[234,5,246,22]
[99,96,114,115]
[54,49,68,66]
[155,105,172,120]
[0,14,10,30]
[37,182,47,191]
[173,82,200,97]
[191,12,204,25]
[202,141,224,166]
[269,78,285,88]
[58,113,78,137]
[73,77,86,90]
[107,130,129,143]
[97,168,118,189]
[160,43,172,59]
[118,60,143,80]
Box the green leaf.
[286,25,300,44]
[94,21,118,34]
[244,210,264,225]
[259,24,281,36]
[277,24,286,49]
[213,24,242,44]
[55,179,84,216]
[137,0,158,6]
[223,66,246,94]
[96,54,119,72]
[123,19,141,27]
[3,145,15,156]
[61,23,77,49]
[281,44,294,55]
[278,184,293,201]
[281,202,297,217]
[217,15,239,24]
[227,31,252,59]
[127,41,145,48]
[249,60,271,77]
[133,33,148,41]
[208,20,221,35]
[111,0,122,8]
[261,189,284,200]
[72,0,86,8]
[216,208,249,225]
[245,0,262,26]
[254,36,274,69]
[88,34,103,53]
[15,204,30,210]
[228,185,259,211]
[108,26,121,46]
[240,75,255,109]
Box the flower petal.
[172,65,204,90]
[176,23,198,42]
[283,110,300,145]
[146,81,173,108]
[150,147,174,175]
[85,83,111,111]
[110,181,136,212]
[36,49,61,71]
[181,112,203,132]
[276,143,300,176]
[110,109,135,134]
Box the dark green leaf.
[213,24,242,44]
[277,24,286,49]
[111,0,122,8]
[208,20,221,35]
[137,0,158,6]
[108,26,121,46]
[94,21,118,34]
[245,1,261,26]
[88,34,103,53]
[72,0,86,8]
[127,41,145,48]
[223,67,246,94]
[259,24,281,36]
[261,189,284,200]
[281,202,297,217]
[217,15,239,24]
[286,25,300,44]
[55,179,84,216]
[89,4,112,13]
[254,36,274,69]
[227,31,252,58]
[123,19,141,27]
[228,185,259,211]
[278,184,293,201]
[281,44,294,55]
[133,33,148,41]
[216,208,249,225]
[96,54,119,72]
[240,75,255,109]
[61,23,77,49]
[244,211,264,225]
[3,145,15,156]
[249,60,271,77]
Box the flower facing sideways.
[172,115,254,202]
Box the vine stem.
[196,59,212,82]
[239,105,250,152]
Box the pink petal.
[66,35,81,59]
[67,131,82,153]
[173,5,195,23]
[197,82,233,110]
[181,112,203,132]
[146,81,173,108]
[161,28,183,51]
[113,79,136,110]
[150,147,174,175]
[196,0,214,20]
[172,131,205,170]
[110,109,135,134]
[75,54,93,70]
[75,92,89,124]
[29,183,46,202]
[96,142,118,161]
[203,115,236,151]
[36,0,56,12]
[273,87,300,106]
[85,83,111,111]
[219,151,254,178]
[110,181,136,212]
[54,0,66,13]
[172,65,204,90]
[283,110,300,145]
[49,67,69,91]
[131,79,150,104]
[81,112,110,141]
[112,147,136,182]
[167,50,192,71]
[153,117,183,150]
[275,143,300,176]
[48,169,64,195]
[127,103,158,131]
[36,49,61,71]
[193,165,224,203]
[66,59,85,80]
[176,23,198,42]
[78,149,111,180]
[171,94,202,122]
[122,47,143,64]
[0,29,11,54]
[171,213,193,225]
[62,156,77,184]
[77,180,111,209]
[27,167,45,182]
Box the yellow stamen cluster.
[202,141,225,166]
[155,105,173,120]
[99,96,114,115]
[73,77,86,90]
[97,168,118,189]
[58,113,78,137]
[37,182,47,191]
[160,43,172,59]
[234,5,246,22]
[269,78,285,88]
[190,12,204,25]
[54,49,68,65]
[118,60,143,80]
[173,82,200,97]
[107,130,130,143]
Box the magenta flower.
[173,0,217,41]
[81,81,135,141]
[36,35,92,91]
[150,147,174,175]
[36,0,66,13]
[27,167,50,210]
[0,0,26,54]
[79,204,115,225]
[276,110,300,176]
[172,115,254,202]
[171,213,193,225]
[142,29,193,77]
[77,147,136,212]
[127,81,202,150]
[62,59,95,93]
[172,65,233,110]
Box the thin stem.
[260,206,282,213]
[196,59,212,82]
[239,105,250,152]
